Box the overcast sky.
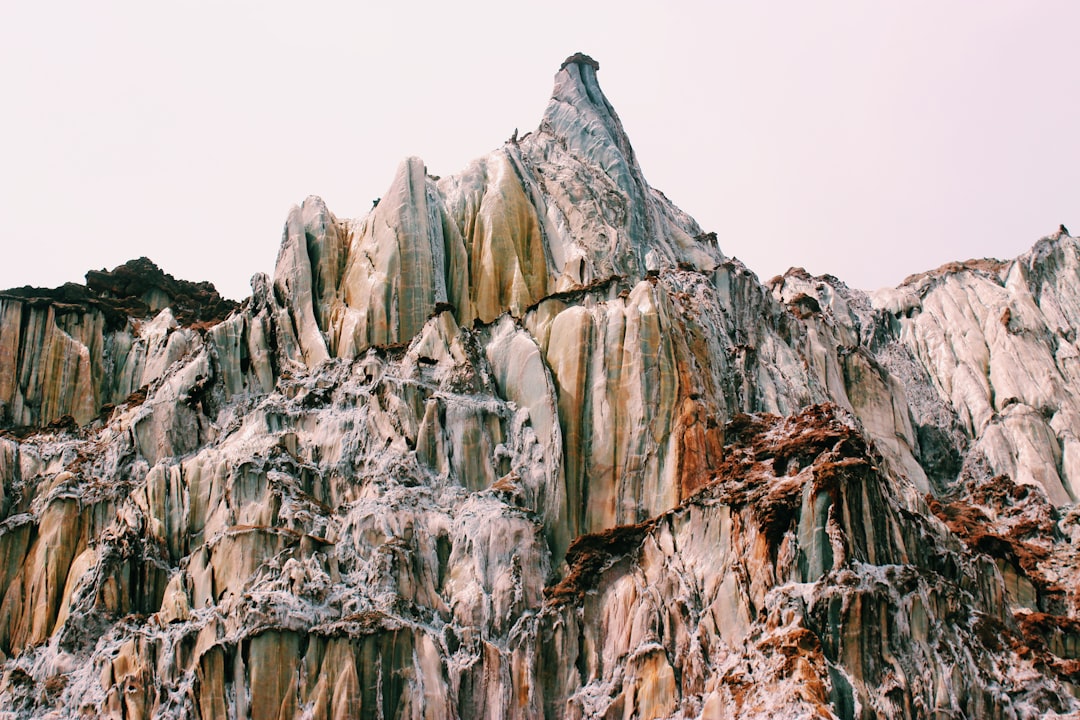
[2,2,1077,300]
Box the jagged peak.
[1018,226,1079,277]
[540,53,642,186]
[892,226,1076,291]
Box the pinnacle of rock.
[542,52,643,191]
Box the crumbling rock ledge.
[2,257,236,331]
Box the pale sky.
[1,2,1077,300]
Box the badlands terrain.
[1,54,1079,719]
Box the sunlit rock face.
[2,54,1080,719]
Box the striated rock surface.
[0,257,236,430]
[1,54,1080,719]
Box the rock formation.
[0,257,236,431]
[1,54,1079,719]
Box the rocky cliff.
[1,54,1079,719]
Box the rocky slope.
[1,54,1079,719]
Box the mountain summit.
[545,53,645,190]
[1,57,1079,719]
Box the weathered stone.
[1,55,1079,720]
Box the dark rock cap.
[0,257,237,329]
[560,52,600,72]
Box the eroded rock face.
[0,258,236,429]
[1,54,1080,719]
[541,406,1033,718]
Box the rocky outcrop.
[884,238,1080,505]
[1,54,1079,719]
[270,56,718,366]
[540,406,1042,718]
[766,226,1080,508]
[0,258,235,429]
